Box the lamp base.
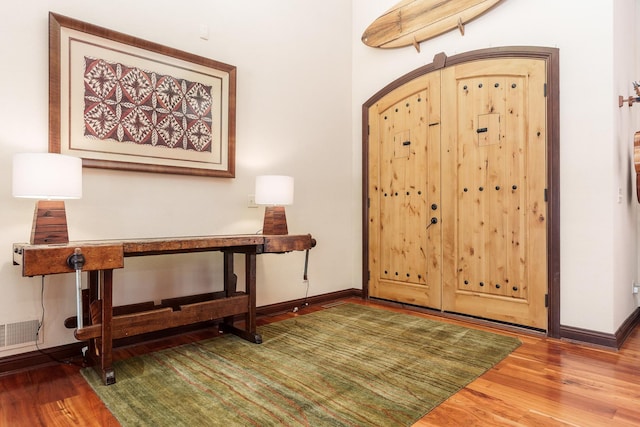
[262,206,288,235]
[30,200,70,245]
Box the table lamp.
[255,175,293,235]
[12,153,82,245]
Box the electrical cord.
[36,275,45,343]
[301,248,310,307]
[301,278,310,308]
[293,249,311,312]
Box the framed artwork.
[49,12,236,177]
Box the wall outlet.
[248,194,258,208]
[199,24,210,40]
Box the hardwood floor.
[1,297,639,426]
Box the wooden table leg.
[245,251,259,341]
[220,250,261,343]
[98,269,115,385]
[87,271,99,363]
[222,251,237,327]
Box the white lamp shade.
[12,153,82,199]
[255,175,294,205]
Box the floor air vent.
[0,319,42,351]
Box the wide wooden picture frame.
[49,12,236,177]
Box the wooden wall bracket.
[619,82,640,107]
[619,95,640,108]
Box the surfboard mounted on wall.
[361,0,505,52]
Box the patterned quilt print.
[83,56,213,152]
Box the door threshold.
[368,297,547,337]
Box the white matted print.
[49,12,236,177]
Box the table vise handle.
[67,248,85,329]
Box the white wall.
[0,0,354,356]
[1,0,638,358]
[352,0,639,333]
[613,0,640,332]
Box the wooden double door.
[365,50,553,330]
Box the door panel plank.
[442,59,547,329]
[368,74,442,308]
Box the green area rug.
[82,303,521,426]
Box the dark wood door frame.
[362,46,560,338]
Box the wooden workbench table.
[12,234,315,385]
